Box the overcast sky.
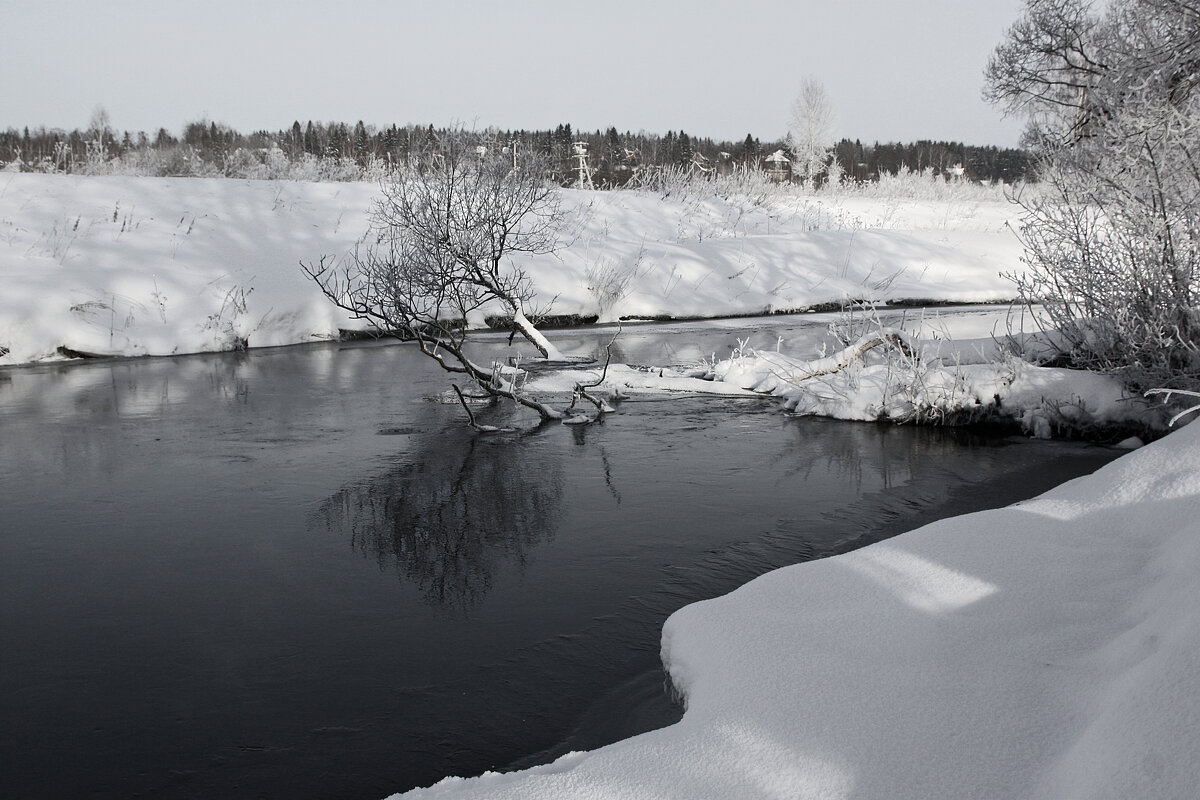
[1,0,1027,148]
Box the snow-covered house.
[716,151,734,176]
[764,149,791,182]
[689,151,713,174]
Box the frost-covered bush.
[619,158,1011,224]
[830,166,1014,203]
[137,145,216,177]
[0,139,393,182]
[623,163,706,200]
[986,0,1200,391]
[707,166,791,207]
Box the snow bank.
[0,173,1023,366]
[0,174,374,363]
[522,309,1154,435]
[694,334,1146,433]
[384,418,1200,800]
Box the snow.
[0,174,369,363]
[385,418,1200,800]
[698,333,1142,430]
[0,173,1021,366]
[3,173,1194,798]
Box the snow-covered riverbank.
[0,173,1021,366]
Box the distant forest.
[0,119,1034,185]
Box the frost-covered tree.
[986,0,1200,391]
[88,105,112,146]
[304,130,603,425]
[786,77,837,184]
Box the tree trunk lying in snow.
[705,328,919,394]
[784,330,916,383]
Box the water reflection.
[0,350,252,421]
[315,429,564,609]
[778,418,1002,494]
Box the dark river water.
[0,315,1120,799]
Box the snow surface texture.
[0,174,1022,365]
[386,419,1200,800]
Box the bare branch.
[569,323,622,416]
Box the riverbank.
[0,173,1022,366]
[6,172,1162,439]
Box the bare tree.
[786,77,837,185]
[304,130,608,426]
[986,0,1200,391]
[983,0,1110,138]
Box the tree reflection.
[314,430,564,609]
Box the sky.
[1,0,1027,148]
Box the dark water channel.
[0,315,1120,799]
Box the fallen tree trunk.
[785,330,916,383]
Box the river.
[0,313,1120,799]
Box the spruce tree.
[678,130,693,166]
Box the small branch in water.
[569,323,622,417]
[452,383,522,432]
[452,383,489,432]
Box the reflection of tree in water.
[315,431,563,609]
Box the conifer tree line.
[0,116,1034,185]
